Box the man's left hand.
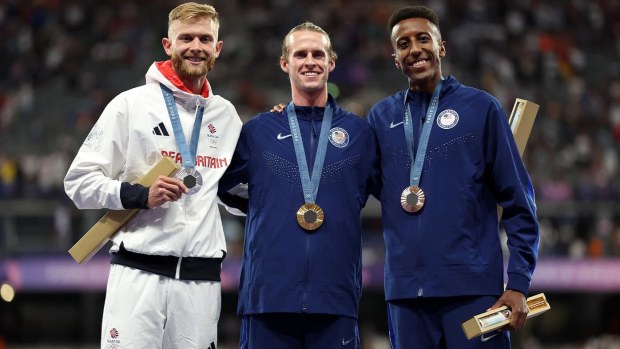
[271,103,286,112]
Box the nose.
[409,41,422,55]
[190,37,202,51]
[303,53,316,65]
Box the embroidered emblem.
[83,124,104,152]
[329,127,349,148]
[437,109,459,129]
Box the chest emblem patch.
[437,109,459,129]
[329,127,349,148]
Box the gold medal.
[401,186,425,213]
[296,203,324,231]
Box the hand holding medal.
[147,175,190,208]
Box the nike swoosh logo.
[480,331,500,342]
[342,337,356,346]
[389,121,404,128]
[277,133,292,140]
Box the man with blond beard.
[64,3,241,348]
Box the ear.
[162,37,172,57]
[214,40,223,58]
[439,41,446,58]
[280,58,289,74]
[328,58,335,72]
[393,54,401,70]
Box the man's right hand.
[147,175,188,208]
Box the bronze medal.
[401,186,425,213]
[296,203,324,231]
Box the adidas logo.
[153,122,169,136]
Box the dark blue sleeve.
[485,98,539,295]
[365,108,382,200]
[217,123,252,212]
[120,182,149,209]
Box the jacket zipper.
[177,98,202,279]
[417,94,426,297]
[302,109,319,312]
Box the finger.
[270,103,286,112]
[159,178,188,199]
[156,185,180,202]
[512,308,527,330]
[159,177,187,195]
[176,180,189,194]
[165,175,191,194]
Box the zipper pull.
[311,108,317,138]
[194,99,202,117]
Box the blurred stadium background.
[1,0,620,348]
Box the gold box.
[461,293,551,340]
[68,157,178,263]
[498,98,539,220]
[508,98,539,156]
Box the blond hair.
[280,22,337,63]
[168,2,220,37]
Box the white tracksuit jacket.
[64,62,242,259]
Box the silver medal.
[175,167,203,195]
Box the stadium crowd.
[2,0,620,259]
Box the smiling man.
[218,22,378,348]
[64,3,242,348]
[367,5,540,349]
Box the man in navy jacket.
[219,22,377,348]
[367,6,540,348]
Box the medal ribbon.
[286,102,333,204]
[404,79,444,187]
[161,84,204,169]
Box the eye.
[419,35,431,43]
[397,40,409,49]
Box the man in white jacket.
[64,3,242,348]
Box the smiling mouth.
[186,57,205,63]
[302,71,319,76]
[410,59,430,68]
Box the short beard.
[171,53,216,79]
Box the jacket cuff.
[506,272,531,296]
[120,182,149,209]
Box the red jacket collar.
[155,60,210,98]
